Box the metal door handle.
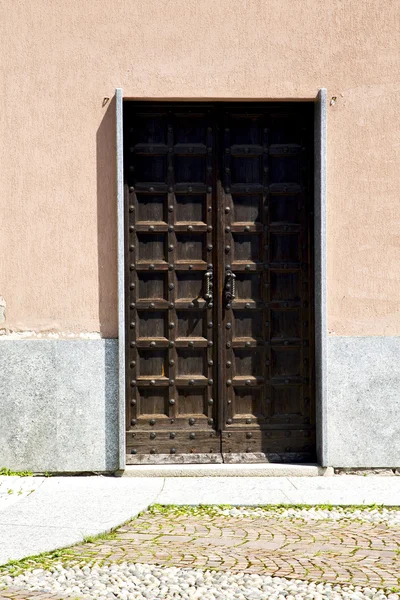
[204,270,213,303]
[225,270,236,302]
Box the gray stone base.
[327,336,400,468]
[0,339,118,473]
[121,464,332,477]
[334,468,399,475]
[0,336,399,472]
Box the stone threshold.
[120,463,334,477]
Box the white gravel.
[215,506,400,526]
[1,563,399,600]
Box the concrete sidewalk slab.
[0,477,44,513]
[285,475,400,505]
[0,477,164,566]
[156,475,400,506]
[157,476,296,505]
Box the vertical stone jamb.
[116,88,126,471]
[314,88,328,466]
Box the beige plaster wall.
[1,0,399,337]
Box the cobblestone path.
[65,507,400,589]
[1,506,399,598]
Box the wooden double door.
[124,102,315,464]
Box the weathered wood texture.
[124,103,314,463]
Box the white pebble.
[0,562,394,600]
[212,506,400,526]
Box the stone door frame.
[115,89,327,471]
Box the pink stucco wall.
[1,0,399,337]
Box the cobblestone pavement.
[69,507,400,588]
[1,506,399,598]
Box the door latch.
[204,270,213,304]
[225,270,236,303]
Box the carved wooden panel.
[124,106,218,461]
[124,103,315,463]
[220,106,315,462]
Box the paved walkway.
[54,506,400,588]
[1,506,400,599]
[1,474,400,566]
[0,476,163,566]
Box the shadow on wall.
[97,96,121,471]
[96,95,118,339]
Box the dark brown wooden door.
[219,108,315,462]
[124,103,315,464]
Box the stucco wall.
[1,0,399,337]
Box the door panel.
[124,106,219,463]
[124,102,315,463]
[220,107,315,462]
